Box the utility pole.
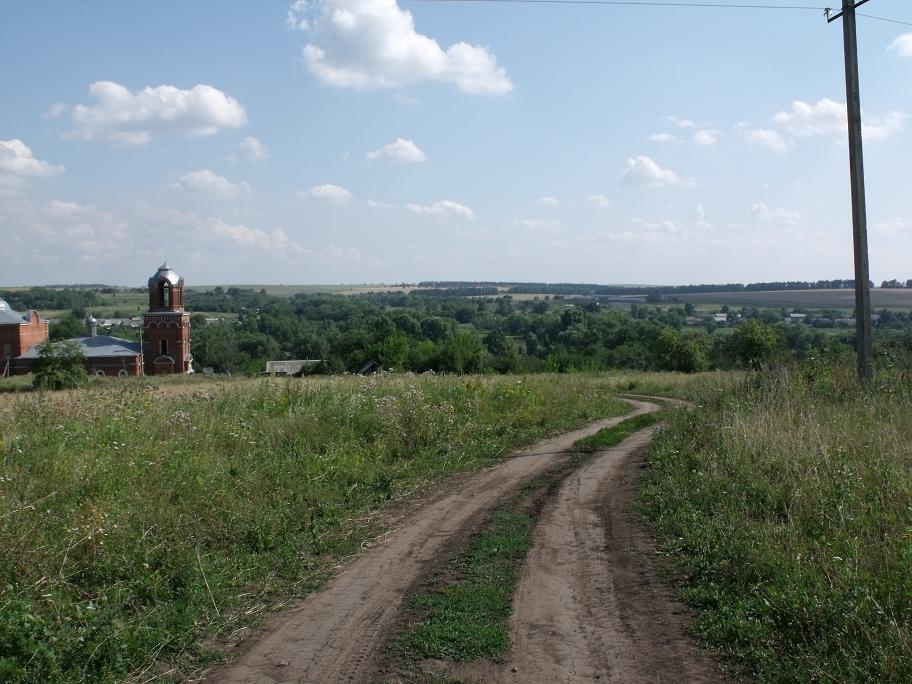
[828,0,873,382]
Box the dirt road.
[500,424,730,683]
[202,400,659,684]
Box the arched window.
[162,282,171,308]
[160,339,168,356]
[95,369,105,377]
[118,369,129,378]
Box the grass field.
[678,288,912,310]
[0,373,634,683]
[639,361,912,681]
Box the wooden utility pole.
[828,0,874,381]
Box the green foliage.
[0,374,630,682]
[639,361,912,681]
[728,318,783,368]
[48,313,87,342]
[653,327,710,373]
[31,340,87,390]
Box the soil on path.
[496,426,733,683]
[200,400,658,684]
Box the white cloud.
[537,196,560,207]
[0,139,64,178]
[666,115,695,129]
[366,137,427,162]
[693,128,722,146]
[887,33,912,59]
[621,156,684,187]
[406,199,475,219]
[239,136,269,161]
[367,198,393,208]
[209,219,303,253]
[588,194,612,208]
[750,201,803,228]
[649,132,676,143]
[289,0,513,95]
[773,98,906,141]
[301,183,353,203]
[69,81,247,144]
[694,203,707,221]
[874,218,912,238]
[742,128,788,153]
[42,102,67,120]
[172,170,250,198]
[513,218,559,230]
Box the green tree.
[50,313,86,341]
[729,319,783,368]
[32,340,88,390]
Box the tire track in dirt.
[497,415,733,683]
[201,400,658,684]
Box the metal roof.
[18,336,142,360]
[148,262,183,288]
[0,299,32,326]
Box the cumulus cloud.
[172,170,250,198]
[288,0,513,95]
[621,156,684,187]
[588,194,611,208]
[742,128,788,153]
[887,33,912,59]
[0,139,64,178]
[301,183,353,203]
[68,81,247,144]
[774,99,906,141]
[750,201,803,228]
[209,219,303,252]
[239,136,269,161]
[537,196,560,207]
[693,128,722,145]
[513,218,560,230]
[649,132,676,143]
[665,115,695,129]
[367,198,393,208]
[42,102,67,120]
[366,137,427,162]
[405,199,475,219]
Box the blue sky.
[2,0,911,287]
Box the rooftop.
[18,336,142,360]
[0,299,34,326]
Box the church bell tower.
[143,262,192,374]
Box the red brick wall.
[143,312,191,374]
[0,311,49,374]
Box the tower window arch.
[162,282,171,308]
[160,339,168,356]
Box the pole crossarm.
[825,0,870,22]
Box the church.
[2,262,193,377]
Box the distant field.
[187,284,378,296]
[678,288,912,310]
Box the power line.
[406,0,826,10]
[857,13,912,27]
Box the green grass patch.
[571,411,661,453]
[639,361,912,681]
[0,374,629,683]
[397,505,534,662]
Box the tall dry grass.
[640,360,912,681]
